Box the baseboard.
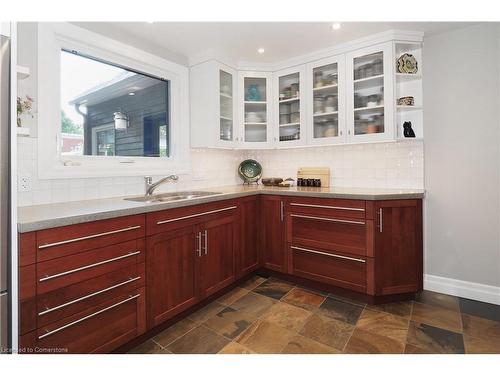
[424,274,500,305]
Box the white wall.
[424,24,500,295]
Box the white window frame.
[37,22,191,179]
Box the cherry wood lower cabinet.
[18,195,423,353]
[285,197,423,297]
[260,195,287,272]
[145,202,238,329]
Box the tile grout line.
[154,319,203,350]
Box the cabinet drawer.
[36,215,145,262]
[287,197,366,220]
[290,245,366,292]
[37,263,145,327]
[20,287,145,354]
[146,200,238,235]
[287,212,370,257]
[37,239,145,294]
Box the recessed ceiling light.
[128,92,136,96]
[331,23,341,30]
[257,48,265,54]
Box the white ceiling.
[75,22,474,66]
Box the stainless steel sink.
[124,191,223,203]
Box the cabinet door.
[238,196,260,276]
[198,215,236,298]
[217,65,238,148]
[146,226,199,328]
[238,71,273,149]
[346,42,394,142]
[260,195,286,272]
[373,200,423,295]
[307,55,346,145]
[274,66,307,147]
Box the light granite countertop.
[17,185,425,233]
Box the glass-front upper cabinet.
[238,71,272,148]
[346,42,394,142]
[274,66,306,147]
[306,55,345,145]
[219,69,235,143]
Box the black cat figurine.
[403,121,416,138]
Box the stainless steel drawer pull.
[290,203,365,212]
[38,225,142,249]
[379,208,383,233]
[196,232,202,257]
[38,276,141,316]
[291,246,366,263]
[38,293,140,340]
[39,251,141,282]
[290,214,365,225]
[203,229,208,255]
[156,206,237,225]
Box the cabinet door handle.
[290,214,365,225]
[38,225,142,249]
[196,232,202,257]
[290,203,365,212]
[38,294,141,340]
[156,206,237,225]
[39,251,141,282]
[378,208,383,233]
[39,276,141,316]
[280,201,284,222]
[291,246,365,263]
[203,229,208,255]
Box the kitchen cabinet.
[346,42,394,142]
[274,66,307,147]
[260,195,287,272]
[17,193,423,353]
[190,60,238,148]
[372,199,423,295]
[285,197,422,297]
[306,55,346,145]
[237,196,260,276]
[19,215,146,354]
[145,201,238,328]
[146,226,199,328]
[238,71,273,148]
[198,215,236,298]
[190,33,423,149]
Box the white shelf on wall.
[279,122,300,127]
[313,111,339,117]
[396,73,422,81]
[17,65,30,80]
[244,122,267,126]
[16,127,30,137]
[278,97,300,104]
[313,83,338,92]
[397,105,423,112]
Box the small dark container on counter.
[314,179,321,187]
[306,178,314,187]
[297,178,304,186]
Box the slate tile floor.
[129,276,500,354]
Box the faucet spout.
[145,175,179,196]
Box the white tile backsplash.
[16,137,424,207]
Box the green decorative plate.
[238,159,262,184]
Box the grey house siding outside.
[83,82,168,156]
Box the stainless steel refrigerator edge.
[0,32,11,352]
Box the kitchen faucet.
[144,175,179,196]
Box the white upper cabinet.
[190,32,423,149]
[346,42,394,142]
[190,60,237,148]
[238,71,273,148]
[274,66,307,147]
[306,55,345,145]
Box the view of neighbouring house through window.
[60,49,170,157]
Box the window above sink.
[36,22,190,179]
